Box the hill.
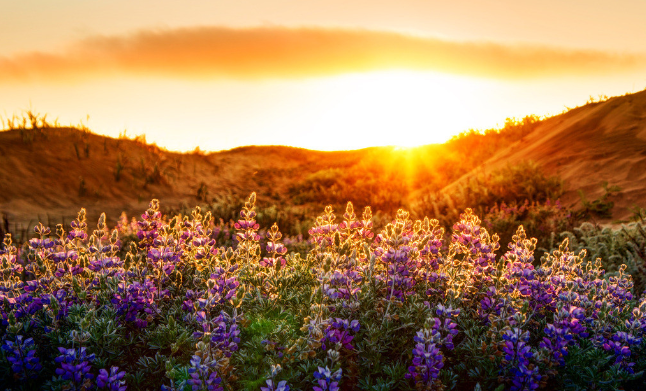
[1,89,646,237]
[453,89,646,223]
[0,127,377,231]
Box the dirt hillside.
[0,128,376,230]
[471,90,646,222]
[2,90,646,233]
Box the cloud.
[1,26,645,83]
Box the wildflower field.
[1,192,645,391]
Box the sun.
[286,70,496,150]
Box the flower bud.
[327,349,340,363]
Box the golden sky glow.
[1,1,646,151]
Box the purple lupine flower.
[51,250,79,264]
[501,227,558,317]
[88,257,124,274]
[259,257,286,268]
[6,293,53,329]
[337,202,375,247]
[147,244,182,277]
[265,241,287,255]
[539,306,587,366]
[1,335,42,379]
[232,193,262,266]
[234,203,261,242]
[97,366,127,391]
[183,289,200,311]
[376,244,418,300]
[234,219,260,231]
[261,364,288,391]
[187,355,223,391]
[430,304,460,350]
[406,339,444,387]
[449,209,500,293]
[313,367,342,391]
[161,380,187,391]
[206,266,240,307]
[308,206,339,250]
[407,305,459,389]
[261,380,290,391]
[260,225,288,270]
[111,279,160,327]
[210,314,241,357]
[323,269,362,303]
[500,328,541,391]
[602,331,641,373]
[55,346,95,389]
[418,217,445,272]
[375,210,448,307]
[320,318,360,351]
[478,287,506,324]
[68,219,89,242]
[137,200,163,250]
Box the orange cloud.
[1,26,645,82]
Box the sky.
[1,0,645,151]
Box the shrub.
[557,214,646,294]
[412,161,564,231]
[483,199,576,259]
[576,182,622,220]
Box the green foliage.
[557,215,646,293]
[289,165,408,214]
[577,182,622,220]
[554,340,642,390]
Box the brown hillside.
[2,89,646,234]
[0,128,377,230]
[466,90,646,222]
